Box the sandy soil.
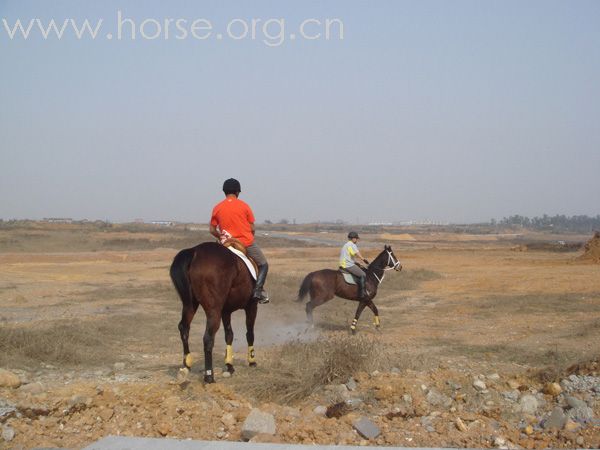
[0,225,599,449]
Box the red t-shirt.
[210,197,255,247]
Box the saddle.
[339,267,359,285]
[222,238,258,279]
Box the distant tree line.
[490,214,600,233]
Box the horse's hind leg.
[178,302,199,371]
[366,300,381,330]
[245,302,258,367]
[306,293,335,325]
[203,311,221,383]
[351,301,368,335]
[222,312,235,374]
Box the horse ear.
[385,244,390,250]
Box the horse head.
[384,245,402,271]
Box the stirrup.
[254,290,269,304]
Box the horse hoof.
[204,374,215,384]
[177,367,189,382]
[226,364,235,374]
[249,362,257,367]
[350,328,357,335]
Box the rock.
[543,382,562,397]
[390,367,401,374]
[313,405,327,416]
[99,408,114,422]
[543,407,566,430]
[519,395,538,415]
[370,370,380,377]
[0,369,21,389]
[352,417,380,440]
[507,379,520,389]
[567,405,594,423]
[446,381,462,391]
[0,399,16,422]
[455,417,467,432]
[566,396,587,409]
[18,382,45,394]
[68,395,93,410]
[473,380,487,391]
[221,412,236,427]
[156,422,171,436]
[493,436,506,447]
[346,377,357,391]
[345,398,363,409]
[501,391,520,402]
[426,389,452,408]
[564,419,580,432]
[241,409,276,441]
[488,373,501,381]
[576,436,584,446]
[221,372,231,378]
[113,362,126,371]
[524,425,533,435]
[2,425,15,442]
[216,431,226,439]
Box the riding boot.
[252,263,269,304]
[357,276,367,300]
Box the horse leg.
[306,292,335,325]
[305,300,314,324]
[351,301,368,335]
[203,312,221,383]
[178,302,198,372]
[366,300,381,330]
[222,312,235,374]
[245,302,258,367]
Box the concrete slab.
[84,435,461,450]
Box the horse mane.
[366,247,389,272]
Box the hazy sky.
[1,1,599,224]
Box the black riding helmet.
[223,178,241,195]
[348,231,359,240]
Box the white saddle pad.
[228,247,257,280]
[342,272,357,285]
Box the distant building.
[150,221,175,227]
[43,218,73,223]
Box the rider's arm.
[355,251,369,264]
[209,224,220,239]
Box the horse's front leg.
[245,302,258,367]
[203,312,221,383]
[351,301,368,335]
[222,312,235,374]
[367,300,381,331]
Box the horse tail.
[295,272,313,302]
[170,247,196,306]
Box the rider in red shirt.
[209,178,269,303]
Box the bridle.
[372,250,401,284]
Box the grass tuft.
[231,332,388,403]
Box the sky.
[1,0,599,224]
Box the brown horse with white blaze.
[295,245,402,333]
[170,242,258,383]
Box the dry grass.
[0,322,107,367]
[383,268,442,290]
[473,292,600,316]
[231,333,389,403]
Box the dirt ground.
[0,222,599,449]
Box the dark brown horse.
[295,245,402,333]
[170,242,258,383]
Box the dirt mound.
[579,232,600,263]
